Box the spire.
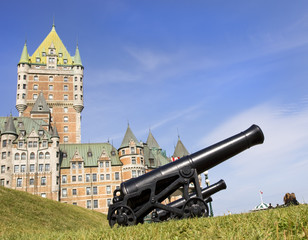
[51,123,59,138]
[120,124,141,149]
[73,44,82,66]
[30,92,50,113]
[2,114,17,136]
[146,129,160,150]
[172,136,189,158]
[19,41,29,64]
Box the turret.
[72,44,84,113]
[16,41,30,116]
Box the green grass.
[1,186,307,239]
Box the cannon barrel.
[155,179,226,220]
[120,124,264,196]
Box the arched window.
[45,152,50,159]
[21,153,26,160]
[30,152,35,160]
[14,153,20,160]
[39,152,44,159]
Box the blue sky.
[1,1,308,215]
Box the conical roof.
[31,92,50,113]
[73,44,82,66]
[173,137,189,158]
[51,123,59,138]
[1,114,17,136]
[120,124,141,148]
[19,41,29,64]
[29,24,73,65]
[146,130,160,149]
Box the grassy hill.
[1,186,307,239]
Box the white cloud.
[198,101,308,214]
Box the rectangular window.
[93,200,98,209]
[72,162,76,169]
[72,189,77,195]
[45,164,50,171]
[42,141,47,147]
[87,200,91,209]
[30,164,35,172]
[39,164,43,172]
[1,165,5,173]
[100,174,104,181]
[99,162,104,168]
[0,179,4,186]
[33,85,38,90]
[64,116,68,122]
[62,175,67,183]
[17,178,22,187]
[132,170,137,178]
[41,177,46,185]
[86,187,91,195]
[49,85,53,90]
[92,174,97,182]
[23,84,26,89]
[115,172,120,180]
[64,77,68,82]
[74,85,77,90]
[14,165,19,173]
[48,94,53,100]
[106,185,111,194]
[2,152,6,159]
[33,141,37,147]
[49,76,53,81]
[21,165,26,172]
[62,188,67,197]
[41,193,46,198]
[64,136,68,142]
[72,176,76,182]
[29,178,34,185]
[2,140,7,148]
[64,95,68,100]
[93,186,97,195]
[64,126,68,132]
[132,157,136,164]
[106,174,110,180]
[107,199,111,207]
[33,94,38,100]
[78,175,82,181]
[34,76,38,81]
[64,85,68,91]
[64,107,68,113]
[105,161,110,167]
[86,174,90,182]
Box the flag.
[260,191,263,194]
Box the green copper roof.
[173,137,189,158]
[31,92,50,113]
[73,44,82,66]
[0,117,51,140]
[1,114,17,136]
[119,124,141,149]
[19,41,29,64]
[60,143,121,168]
[143,145,171,169]
[146,130,160,149]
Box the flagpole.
[259,191,264,204]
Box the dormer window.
[63,59,67,64]
[20,130,25,136]
[87,152,92,157]
[111,151,116,156]
[38,105,43,111]
[50,49,54,54]
[63,152,67,158]
[42,52,46,56]
[36,57,40,63]
[59,53,63,57]
[38,130,44,136]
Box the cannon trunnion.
[108,125,264,227]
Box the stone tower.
[16,24,84,143]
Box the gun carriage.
[108,125,264,227]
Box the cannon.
[108,124,264,227]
